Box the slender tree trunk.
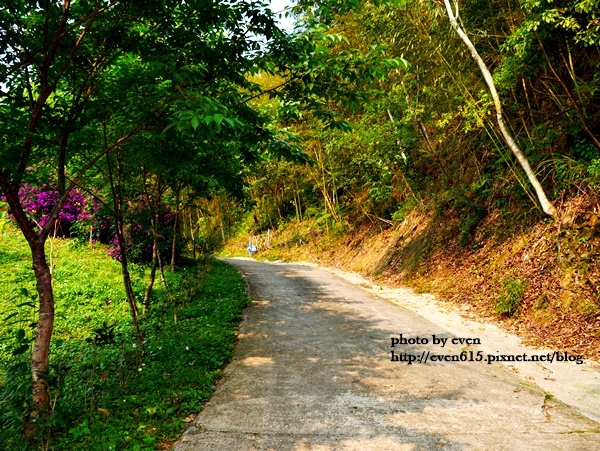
[142,205,160,312]
[105,146,144,349]
[142,166,172,313]
[219,215,226,242]
[142,176,161,313]
[540,43,600,151]
[188,209,197,259]
[214,198,226,244]
[315,143,340,222]
[293,178,302,222]
[143,240,158,315]
[114,218,144,349]
[170,195,179,272]
[29,241,54,418]
[157,250,169,292]
[443,0,557,217]
[293,191,301,222]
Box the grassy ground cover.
[0,219,249,450]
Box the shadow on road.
[175,260,600,451]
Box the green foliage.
[214,0,600,257]
[586,158,600,188]
[391,199,417,223]
[0,224,248,450]
[520,0,600,47]
[496,278,528,316]
[571,135,598,162]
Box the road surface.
[175,259,600,450]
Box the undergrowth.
[0,222,249,450]
[495,278,527,317]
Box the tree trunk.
[115,220,144,349]
[0,178,56,423]
[143,200,161,313]
[219,214,226,243]
[170,196,179,272]
[157,250,169,292]
[443,0,557,217]
[215,198,226,244]
[29,241,54,418]
[143,241,158,315]
[106,147,144,349]
[188,209,197,260]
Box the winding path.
[175,259,600,450]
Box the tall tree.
[0,0,288,424]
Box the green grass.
[0,220,249,450]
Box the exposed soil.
[392,194,600,362]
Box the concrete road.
[175,259,600,451]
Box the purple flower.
[4,182,93,236]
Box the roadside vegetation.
[0,220,248,450]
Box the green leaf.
[162,122,177,134]
[15,329,25,342]
[3,312,18,322]
[12,344,29,356]
[213,114,224,125]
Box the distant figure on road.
[247,243,257,257]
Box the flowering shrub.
[1,183,93,237]
[106,201,179,264]
[1,182,182,264]
[107,233,125,261]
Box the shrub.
[105,201,179,264]
[496,277,527,316]
[1,183,94,237]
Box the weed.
[391,199,417,224]
[534,294,549,310]
[496,277,527,316]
